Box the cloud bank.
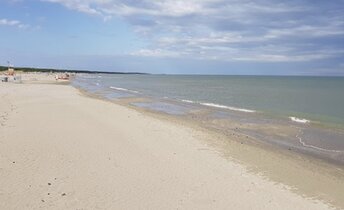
[41,0,344,63]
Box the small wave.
[95,83,100,86]
[200,102,256,113]
[181,99,195,103]
[110,86,127,91]
[296,129,342,153]
[289,116,310,124]
[110,86,139,94]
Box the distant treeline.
[0,66,148,75]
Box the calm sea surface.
[74,74,344,127]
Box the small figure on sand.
[55,73,70,80]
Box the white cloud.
[42,0,216,17]
[265,23,344,39]
[44,0,102,15]
[41,0,306,18]
[0,18,29,29]
[0,18,20,26]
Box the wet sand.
[0,73,343,209]
[112,95,344,209]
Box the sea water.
[73,74,344,127]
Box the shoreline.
[74,78,344,167]
[0,73,343,209]
[74,76,344,206]
[77,83,344,208]
[71,73,344,167]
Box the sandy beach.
[0,73,343,210]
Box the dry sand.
[0,73,341,209]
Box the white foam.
[296,129,342,153]
[110,86,139,94]
[110,86,127,91]
[289,116,310,123]
[200,102,256,113]
[181,99,195,103]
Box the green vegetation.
[0,66,8,71]
[0,66,147,75]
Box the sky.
[0,0,344,75]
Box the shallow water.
[76,74,344,126]
[132,102,191,115]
